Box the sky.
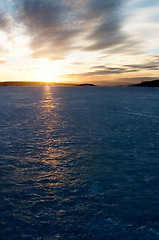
[0,0,159,85]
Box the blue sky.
[0,0,159,85]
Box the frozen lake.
[0,86,159,239]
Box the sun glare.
[35,66,60,82]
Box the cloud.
[91,65,139,73]
[12,0,134,60]
[85,0,122,19]
[63,57,159,83]
[17,0,82,60]
[0,60,6,64]
[0,0,155,64]
[71,62,84,65]
[125,62,159,71]
[91,65,107,69]
[83,0,130,51]
[63,66,136,79]
[0,13,11,31]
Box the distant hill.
[133,79,159,87]
[0,81,97,87]
[0,81,75,87]
[76,83,96,87]
[0,81,45,86]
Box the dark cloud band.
[13,0,129,60]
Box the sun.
[35,66,60,82]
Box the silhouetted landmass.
[0,81,76,87]
[76,83,96,86]
[133,79,159,87]
[0,81,97,87]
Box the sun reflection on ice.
[41,85,56,112]
[40,86,64,161]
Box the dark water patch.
[0,87,159,239]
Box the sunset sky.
[0,0,159,85]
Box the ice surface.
[0,86,159,239]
